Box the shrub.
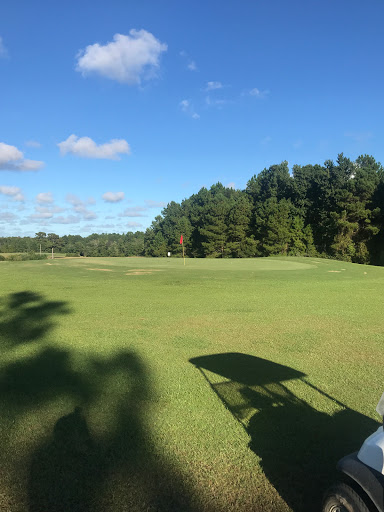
[6,253,47,261]
[7,253,23,261]
[0,254,5,261]
[26,253,47,260]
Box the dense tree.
[35,232,47,254]
[47,233,63,258]
[226,196,256,257]
[1,154,383,266]
[199,194,230,257]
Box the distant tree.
[151,232,167,257]
[199,189,231,257]
[47,233,63,258]
[247,161,293,205]
[255,198,295,256]
[226,196,257,257]
[35,232,47,254]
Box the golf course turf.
[0,256,382,511]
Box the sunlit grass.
[0,256,383,511]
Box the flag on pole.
[180,235,183,245]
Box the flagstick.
[182,241,185,266]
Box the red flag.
[180,235,183,245]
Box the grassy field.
[0,256,383,512]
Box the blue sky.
[1,0,383,237]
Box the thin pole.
[182,242,185,266]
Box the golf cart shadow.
[190,353,379,512]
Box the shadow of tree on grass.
[0,290,70,346]
[190,352,379,512]
[0,291,201,512]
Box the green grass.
[0,256,383,511]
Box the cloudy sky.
[1,0,384,236]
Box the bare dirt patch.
[130,269,164,272]
[87,268,113,272]
[125,271,153,275]
[328,270,341,273]
[125,269,165,276]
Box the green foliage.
[1,153,383,266]
[26,253,47,260]
[6,253,25,261]
[0,232,145,258]
[199,194,231,258]
[142,154,382,263]
[5,253,47,261]
[255,198,295,256]
[226,196,257,257]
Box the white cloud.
[205,96,229,107]
[29,212,53,220]
[249,88,269,98]
[127,221,143,228]
[54,215,82,224]
[144,200,166,208]
[0,37,8,58]
[206,81,223,91]
[36,192,53,204]
[66,193,84,207]
[28,204,66,221]
[25,140,42,148]
[65,193,97,220]
[180,51,197,72]
[119,206,147,217]
[180,99,200,119]
[226,182,236,189]
[0,142,44,171]
[0,185,24,201]
[102,191,125,203]
[36,206,65,214]
[76,30,167,84]
[58,134,130,160]
[0,212,17,222]
[78,208,97,220]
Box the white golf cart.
[322,393,384,511]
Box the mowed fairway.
[0,256,383,512]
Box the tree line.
[1,153,384,265]
[0,231,145,257]
[144,154,384,265]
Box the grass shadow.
[0,291,203,512]
[25,351,198,512]
[0,290,70,346]
[190,352,379,512]
[29,407,104,512]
